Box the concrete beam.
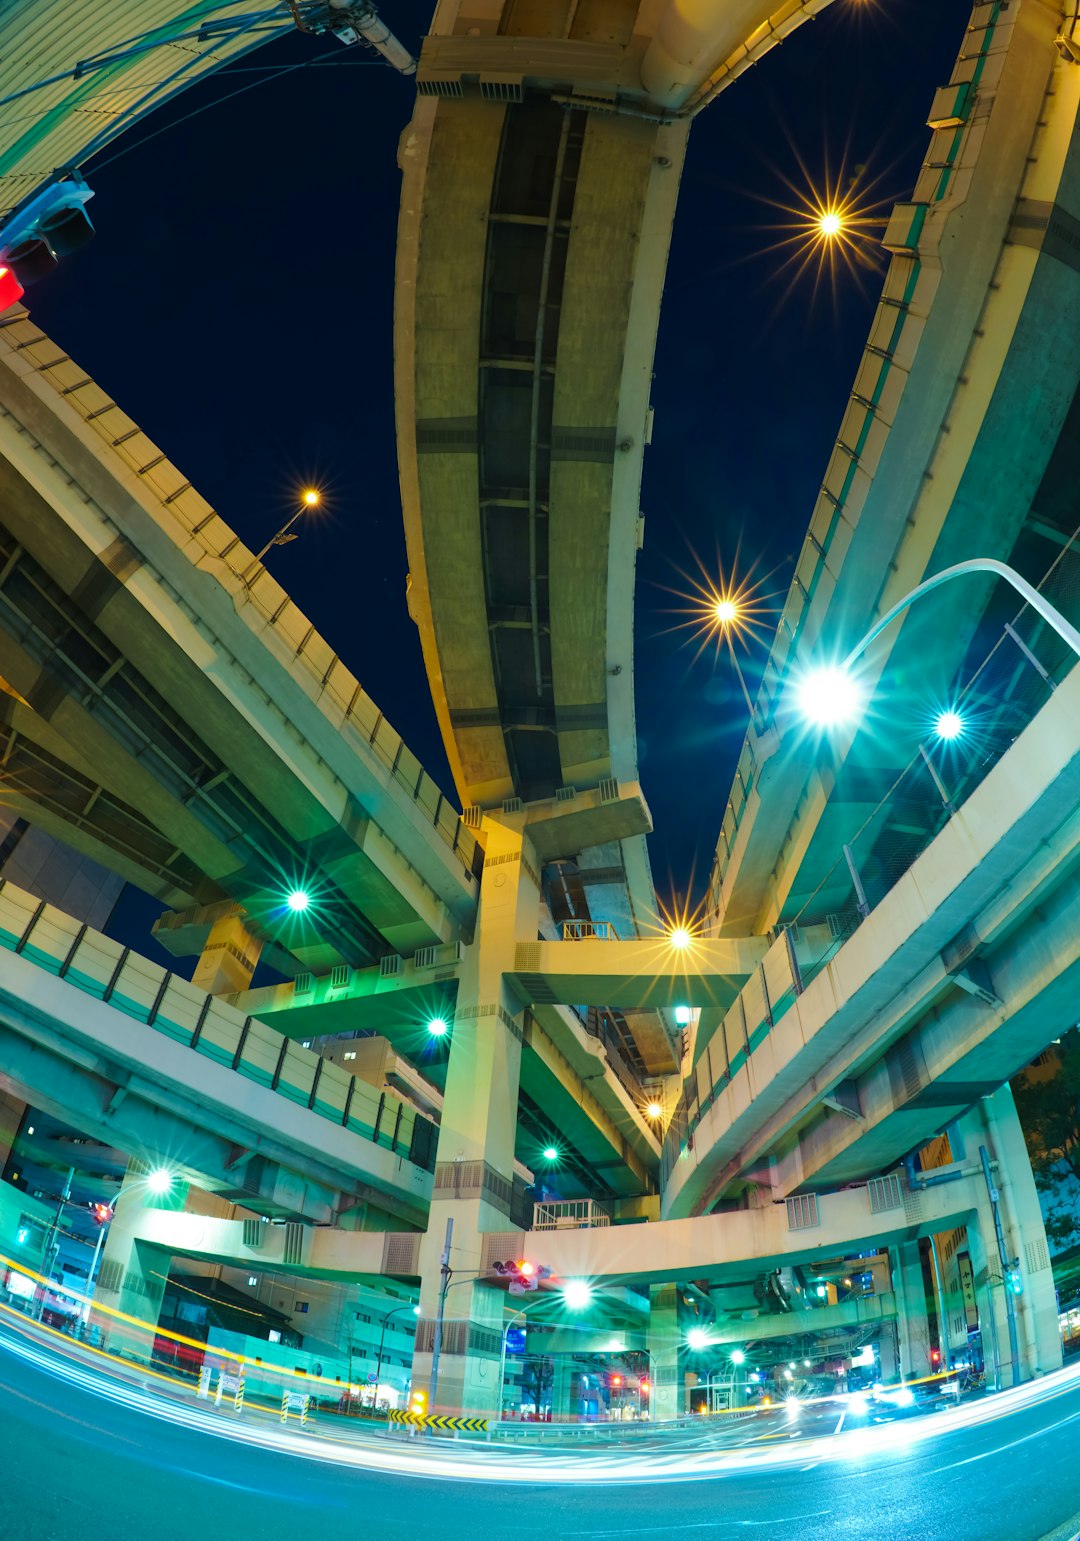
[510,935,767,1010]
[122,1171,982,1288]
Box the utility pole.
[980,1144,1020,1388]
[36,1166,74,1320]
[428,1218,453,1415]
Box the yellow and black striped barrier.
[388,1409,489,1433]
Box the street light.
[372,1303,421,1407]
[795,558,1080,728]
[146,1168,174,1196]
[686,1327,711,1351]
[286,888,310,913]
[669,927,692,950]
[563,1280,593,1311]
[426,1016,448,1037]
[249,487,322,569]
[935,709,964,741]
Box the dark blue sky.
[29,0,972,912]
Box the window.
[268,1330,281,1343]
[248,1276,258,1287]
[295,1301,309,1314]
[344,1052,356,1061]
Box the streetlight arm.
[842,558,1080,671]
[252,505,306,565]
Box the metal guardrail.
[532,1200,611,1230]
[0,880,438,1175]
[561,919,618,941]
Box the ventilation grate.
[868,1174,903,1214]
[416,77,463,97]
[413,945,438,970]
[598,777,619,804]
[379,954,403,978]
[786,1193,820,1231]
[329,964,351,993]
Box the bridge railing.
[665,544,1080,1184]
[0,881,439,1177]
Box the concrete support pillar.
[877,1322,900,1383]
[411,819,539,1416]
[191,906,263,996]
[90,1161,188,1355]
[892,1240,932,1380]
[649,1283,682,1419]
[960,1087,1062,1388]
[0,1090,27,1174]
[551,1353,576,1421]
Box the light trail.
[4,1316,1080,1490]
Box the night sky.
[28,0,973,916]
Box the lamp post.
[246,488,320,576]
[497,1307,529,1421]
[841,558,1080,673]
[372,1303,421,1408]
[799,558,1080,728]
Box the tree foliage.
[1013,1029,1080,1251]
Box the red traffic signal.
[0,265,23,312]
[89,1201,113,1227]
[610,1374,622,1387]
[493,1259,550,1294]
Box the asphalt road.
[3,1322,1080,1541]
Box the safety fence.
[0,880,438,1175]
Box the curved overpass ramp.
[396,0,831,810]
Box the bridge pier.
[891,1240,933,1380]
[959,1089,1062,1388]
[648,1283,684,1419]
[191,904,263,996]
[410,818,538,1418]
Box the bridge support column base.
[960,1088,1062,1389]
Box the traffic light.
[492,1259,552,1295]
[610,1374,623,1387]
[1006,1259,1024,1296]
[0,178,95,297]
[930,1348,941,1367]
[0,266,22,311]
[88,1200,113,1227]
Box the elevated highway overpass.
[708,0,1080,940]
[120,1162,980,1289]
[0,878,438,1228]
[0,306,481,978]
[662,635,1080,1218]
